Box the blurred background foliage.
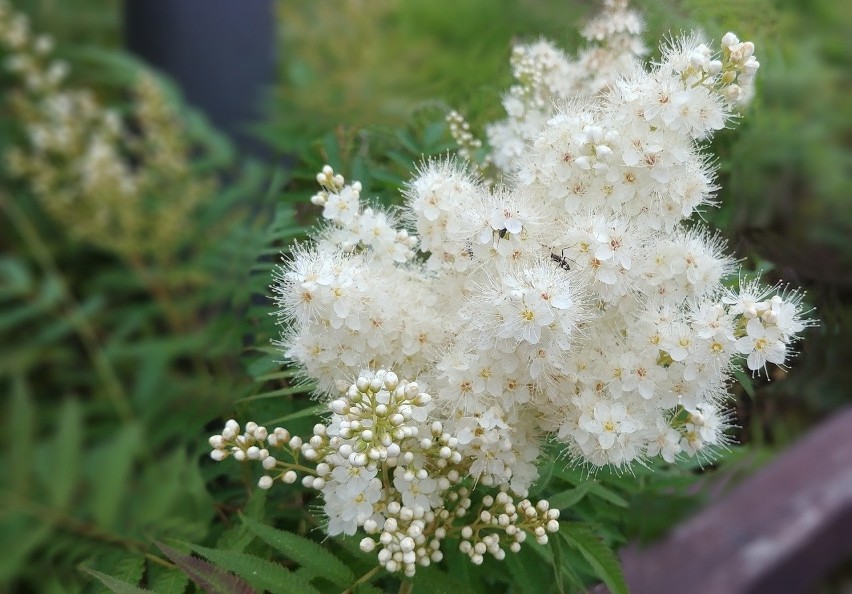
[1,0,849,592]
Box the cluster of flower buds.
[209,420,304,489]
[210,370,560,576]
[679,31,760,106]
[308,165,417,262]
[446,110,485,173]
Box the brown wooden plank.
[607,407,852,594]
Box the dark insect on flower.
[550,250,572,271]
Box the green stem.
[342,565,382,594]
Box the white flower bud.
[262,456,277,470]
[384,371,399,390]
[258,475,273,490]
[360,537,376,552]
[721,32,739,48]
[283,470,298,484]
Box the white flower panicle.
[473,0,647,177]
[268,0,811,475]
[210,370,560,577]
[219,0,812,576]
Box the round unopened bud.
[360,537,376,552]
[262,456,277,470]
[258,475,273,490]
[283,470,298,484]
[384,372,399,390]
[210,449,227,461]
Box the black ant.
[550,249,572,271]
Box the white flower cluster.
[309,165,418,263]
[210,370,559,576]
[0,3,132,197]
[224,0,813,576]
[275,8,810,483]
[454,0,647,177]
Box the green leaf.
[587,483,629,508]
[81,568,152,594]
[560,523,628,594]
[262,403,325,426]
[548,483,591,510]
[239,514,354,587]
[8,374,34,493]
[0,517,51,582]
[156,542,256,594]
[528,459,554,498]
[236,384,316,403]
[550,531,566,594]
[146,563,189,594]
[49,399,83,507]
[504,548,550,594]
[109,552,146,589]
[411,566,471,594]
[188,542,318,594]
[733,366,757,399]
[89,423,142,529]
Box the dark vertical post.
[123,0,275,158]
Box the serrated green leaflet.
[240,514,354,587]
[81,568,152,594]
[560,523,628,594]
[188,542,318,594]
[156,542,257,594]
